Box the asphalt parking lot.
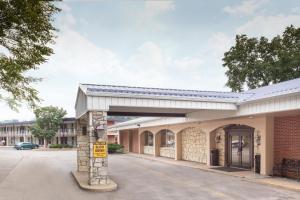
[1,147,300,200]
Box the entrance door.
[226,126,254,169]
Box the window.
[61,137,68,144]
[160,130,175,148]
[82,126,87,135]
[71,137,75,145]
[144,131,153,146]
[20,126,25,134]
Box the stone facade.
[214,128,226,166]
[77,135,89,172]
[144,146,154,155]
[181,127,207,163]
[160,147,175,158]
[88,111,109,185]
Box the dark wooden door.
[226,125,254,169]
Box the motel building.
[0,118,118,147]
[74,77,300,188]
[0,118,77,147]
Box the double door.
[228,130,253,169]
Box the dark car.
[15,142,39,150]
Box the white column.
[261,116,274,175]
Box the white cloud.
[173,57,203,71]
[144,0,175,18]
[0,1,231,121]
[135,0,175,30]
[236,14,300,38]
[291,7,300,14]
[223,0,269,16]
[208,32,233,58]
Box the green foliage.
[223,25,300,92]
[0,0,60,110]
[108,143,124,154]
[31,106,66,142]
[49,144,73,148]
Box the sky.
[1,0,300,121]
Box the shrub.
[108,143,123,154]
[49,144,73,148]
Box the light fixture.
[256,131,261,146]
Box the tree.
[31,106,66,147]
[223,25,300,92]
[0,0,60,110]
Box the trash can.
[210,149,219,166]
[255,154,261,174]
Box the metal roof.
[80,78,300,103]
[241,78,300,102]
[81,84,246,102]
[0,118,76,126]
[0,120,35,126]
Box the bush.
[49,144,73,148]
[108,143,123,154]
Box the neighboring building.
[0,117,121,147]
[0,118,77,146]
[75,78,300,179]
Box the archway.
[210,124,255,169]
[178,127,207,163]
[140,131,154,155]
[156,129,175,158]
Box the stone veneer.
[160,147,175,158]
[88,111,108,185]
[181,127,207,163]
[144,146,154,155]
[77,134,89,172]
[214,128,226,166]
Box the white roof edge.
[85,92,239,103]
[239,91,300,105]
[108,117,189,131]
[108,117,160,129]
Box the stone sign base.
[72,171,117,192]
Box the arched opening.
[157,129,175,158]
[141,131,154,155]
[210,124,255,169]
[178,127,207,163]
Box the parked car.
[15,142,39,150]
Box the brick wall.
[130,130,139,153]
[119,130,139,153]
[108,135,116,144]
[120,130,129,152]
[274,116,300,164]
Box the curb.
[71,171,117,192]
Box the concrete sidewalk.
[127,153,300,192]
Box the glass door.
[229,133,252,168]
[241,134,251,168]
[231,135,240,166]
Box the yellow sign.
[93,141,107,158]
